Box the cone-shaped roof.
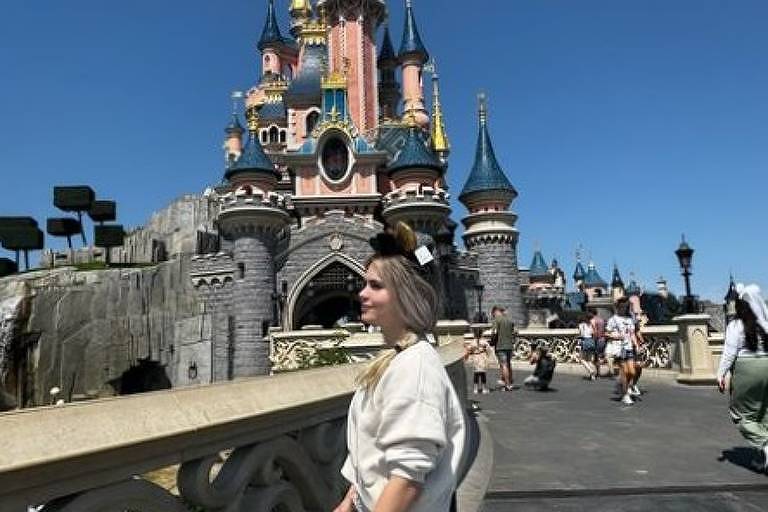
[573,261,586,281]
[725,275,739,302]
[388,127,443,174]
[379,25,397,65]
[258,0,284,51]
[584,262,607,288]
[627,280,642,296]
[611,265,624,288]
[225,114,244,135]
[225,130,279,181]
[459,95,516,202]
[529,251,549,277]
[399,0,429,62]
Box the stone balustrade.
[0,341,468,511]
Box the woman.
[606,297,638,406]
[717,284,768,470]
[335,223,467,512]
[578,312,597,380]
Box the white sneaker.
[621,394,634,406]
[482,388,490,394]
[497,379,506,387]
[630,386,641,397]
[473,386,479,394]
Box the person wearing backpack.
[718,284,768,472]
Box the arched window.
[306,111,320,134]
[280,130,286,143]
[261,130,268,143]
[269,126,279,143]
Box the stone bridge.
[0,315,742,511]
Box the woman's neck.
[381,325,411,347]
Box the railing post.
[674,314,716,385]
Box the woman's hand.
[373,476,421,512]
[717,375,727,394]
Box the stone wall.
[0,257,202,406]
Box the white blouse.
[718,319,768,379]
[341,340,467,511]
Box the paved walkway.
[467,364,768,511]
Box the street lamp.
[675,235,695,313]
[724,275,738,323]
[473,283,487,323]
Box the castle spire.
[225,107,280,182]
[428,60,450,161]
[399,0,429,62]
[459,93,517,204]
[258,0,284,51]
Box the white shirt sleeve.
[718,321,743,380]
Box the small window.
[306,111,320,134]
[238,263,245,279]
[269,126,279,143]
[261,131,268,143]
[280,130,286,143]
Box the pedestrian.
[524,343,556,391]
[335,222,466,512]
[590,309,608,378]
[717,284,768,472]
[578,312,597,380]
[465,334,491,394]
[606,297,639,405]
[492,306,517,391]
[629,292,647,395]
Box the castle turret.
[319,0,386,135]
[289,0,313,37]
[258,0,285,76]
[429,60,450,165]
[399,0,430,129]
[460,94,522,325]
[611,264,625,301]
[378,24,400,121]
[224,113,244,165]
[583,262,608,300]
[218,106,290,377]
[573,261,586,289]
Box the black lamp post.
[724,275,738,323]
[473,283,487,323]
[675,235,695,314]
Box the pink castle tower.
[399,0,430,130]
[317,0,386,137]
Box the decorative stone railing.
[0,341,467,511]
[270,320,471,373]
[470,324,683,370]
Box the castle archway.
[286,254,365,330]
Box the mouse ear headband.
[369,221,433,267]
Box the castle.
[145,0,527,379]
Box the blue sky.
[1,0,766,301]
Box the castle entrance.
[291,261,364,329]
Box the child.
[524,344,556,391]
[465,336,492,394]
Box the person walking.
[607,297,639,405]
[335,222,466,512]
[465,334,491,394]
[590,309,608,378]
[717,284,768,471]
[578,312,597,380]
[492,306,517,391]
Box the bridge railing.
[0,342,467,511]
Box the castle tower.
[383,123,450,313]
[583,262,608,300]
[399,0,430,129]
[218,106,290,377]
[429,61,450,165]
[573,261,586,290]
[459,94,523,325]
[611,264,625,301]
[258,0,287,76]
[318,0,386,136]
[378,23,400,121]
[224,113,244,165]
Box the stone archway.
[286,254,365,330]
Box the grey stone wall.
[0,258,200,406]
[473,239,524,326]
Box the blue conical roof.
[224,131,279,181]
[379,25,397,65]
[529,251,549,277]
[573,261,586,281]
[627,280,641,295]
[258,0,284,51]
[388,127,443,174]
[611,265,624,288]
[225,114,244,134]
[399,1,429,61]
[584,263,607,288]
[459,98,517,202]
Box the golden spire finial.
[245,106,260,132]
[429,60,450,154]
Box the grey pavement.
[468,365,768,511]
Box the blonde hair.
[356,254,438,391]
